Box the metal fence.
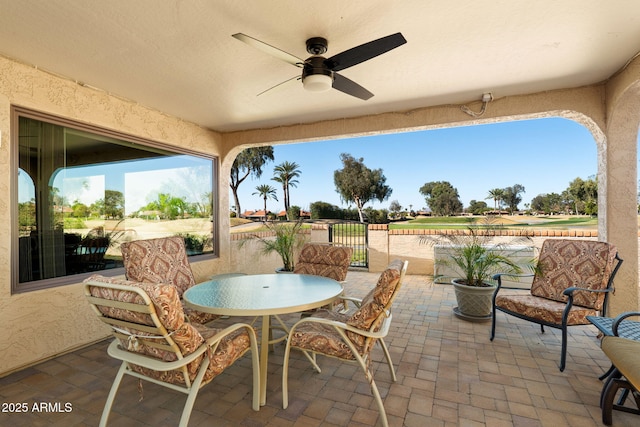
[328,221,368,268]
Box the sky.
[231,117,599,214]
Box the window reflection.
[16,112,216,289]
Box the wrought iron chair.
[491,239,622,371]
[599,311,640,425]
[121,236,218,324]
[84,274,259,427]
[282,259,408,427]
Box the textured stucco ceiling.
[1,1,640,132]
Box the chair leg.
[356,356,389,427]
[600,368,621,409]
[378,338,397,382]
[99,363,128,427]
[490,306,497,341]
[179,358,210,427]
[599,364,616,381]
[602,378,626,425]
[559,326,567,372]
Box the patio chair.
[293,243,353,281]
[491,239,622,371]
[599,312,640,425]
[120,236,219,324]
[84,274,260,427]
[282,259,408,427]
[293,243,353,312]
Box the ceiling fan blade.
[257,75,300,96]
[232,33,304,67]
[324,32,407,72]
[332,73,374,100]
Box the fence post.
[367,224,389,273]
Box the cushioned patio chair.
[293,243,353,281]
[294,243,353,312]
[491,239,622,371]
[121,236,219,324]
[282,259,408,427]
[84,274,260,427]
[599,311,640,425]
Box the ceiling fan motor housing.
[302,56,333,91]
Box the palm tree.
[486,188,504,212]
[272,161,301,219]
[253,184,278,221]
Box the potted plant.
[240,220,307,272]
[420,218,535,321]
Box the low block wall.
[230,223,601,276]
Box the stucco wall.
[0,56,226,376]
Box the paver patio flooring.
[0,270,637,426]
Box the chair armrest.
[612,311,640,336]
[492,273,534,290]
[562,286,613,296]
[292,313,392,339]
[340,296,363,309]
[107,339,208,371]
[203,322,257,347]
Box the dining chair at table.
[282,259,408,427]
[84,274,260,427]
[293,243,353,281]
[293,243,353,312]
[120,236,219,324]
[491,239,622,371]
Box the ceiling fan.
[232,32,407,100]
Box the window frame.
[11,106,218,294]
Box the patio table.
[183,273,343,406]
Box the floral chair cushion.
[85,274,250,385]
[120,237,218,324]
[121,236,196,297]
[293,244,353,281]
[494,293,599,325]
[529,239,617,309]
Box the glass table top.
[183,273,343,316]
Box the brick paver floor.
[0,271,637,426]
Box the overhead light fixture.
[302,73,333,92]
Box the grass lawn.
[390,215,599,230]
[229,215,604,232]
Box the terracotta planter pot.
[451,278,497,322]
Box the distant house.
[276,209,311,220]
[242,210,270,221]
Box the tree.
[333,153,392,222]
[531,192,563,215]
[486,188,504,212]
[565,176,597,215]
[389,200,403,219]
[102,190,125,219]
[252,184,278,221]
[272,161,301,220]
[418,181,462,216]
[467,200,488,215]
[501,184,525,214]
[230,147,275,217]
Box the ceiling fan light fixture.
[302,73,332,92]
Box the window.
[12,107,217,293]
